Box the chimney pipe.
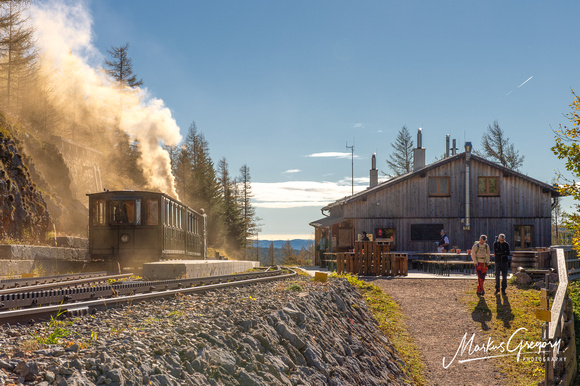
[370,153,378,188]
[464,141,473,230]
[413,128,426,171]
[452,139,457,155]
[445,134,450,158]
[417,128,422,148]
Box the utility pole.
[346,140,354,195]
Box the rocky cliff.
[0,129,50,242]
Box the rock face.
[0,130,50,242]
[0,277,411,385]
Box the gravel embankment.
[0,276,410,385]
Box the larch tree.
[103,43,143,91]
[0,0,37,113]
[552,90,580,251]
[385,125,414,176]
[477,120,524,171]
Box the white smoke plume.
[29,0,181,198]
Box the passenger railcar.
[87,191,206,265]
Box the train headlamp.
[120,234,130,244]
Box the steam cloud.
[29,1,181,198]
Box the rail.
[0,271,110,289]
[0,268,296,324]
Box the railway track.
[0,267,296,325]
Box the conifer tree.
[217,157,244,252]
[478,120,524,171]
[181,122,225,247]
[267,241,276,266]
[238,164,260,253]
[385,125,414,176]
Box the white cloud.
[260,234,315,240]
[306,152,360,159]
[252,180,367,208]
[283,169,301,174]
[352,123,364,129]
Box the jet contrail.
[517,76,533,88]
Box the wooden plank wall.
[330,155,553,252]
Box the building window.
[514,225,533,249]
[411,224,443,241]
[478,176,499,196]
[428,177,450,197]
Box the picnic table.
[415,253,495,277]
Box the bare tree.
[385,125,414,176]
[477,120,524,171]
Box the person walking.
[471,235,490,296]
[317,232,329,268]
[493,233,510,296]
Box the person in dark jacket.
[493,233,511,295]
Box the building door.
[514,225,533,249]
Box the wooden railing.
[331,241,408,276]
[545,248,577,385]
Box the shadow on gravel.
[495,293,515,329]
[471,296,492,331]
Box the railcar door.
[109,199,139,265]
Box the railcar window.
[92,199,106,226]
[147,200,159,225]
[135,200,141,225]
[110,200,137,225]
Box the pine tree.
[477,120,524,171]
[385,125,414,176]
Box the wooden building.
[310,142,559,256]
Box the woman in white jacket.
[471,235,490,296]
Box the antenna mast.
[346,140,354,195]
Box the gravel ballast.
[0,276,410,385]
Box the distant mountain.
[257,239,314,250]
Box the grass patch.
[31,309,74,345]
[566,281,580,384]
[461,278,545,385]
[334,273,427,385]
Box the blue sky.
[51,0,580,239]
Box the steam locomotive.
[87,191,206,266]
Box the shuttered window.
[428,177,450,197]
